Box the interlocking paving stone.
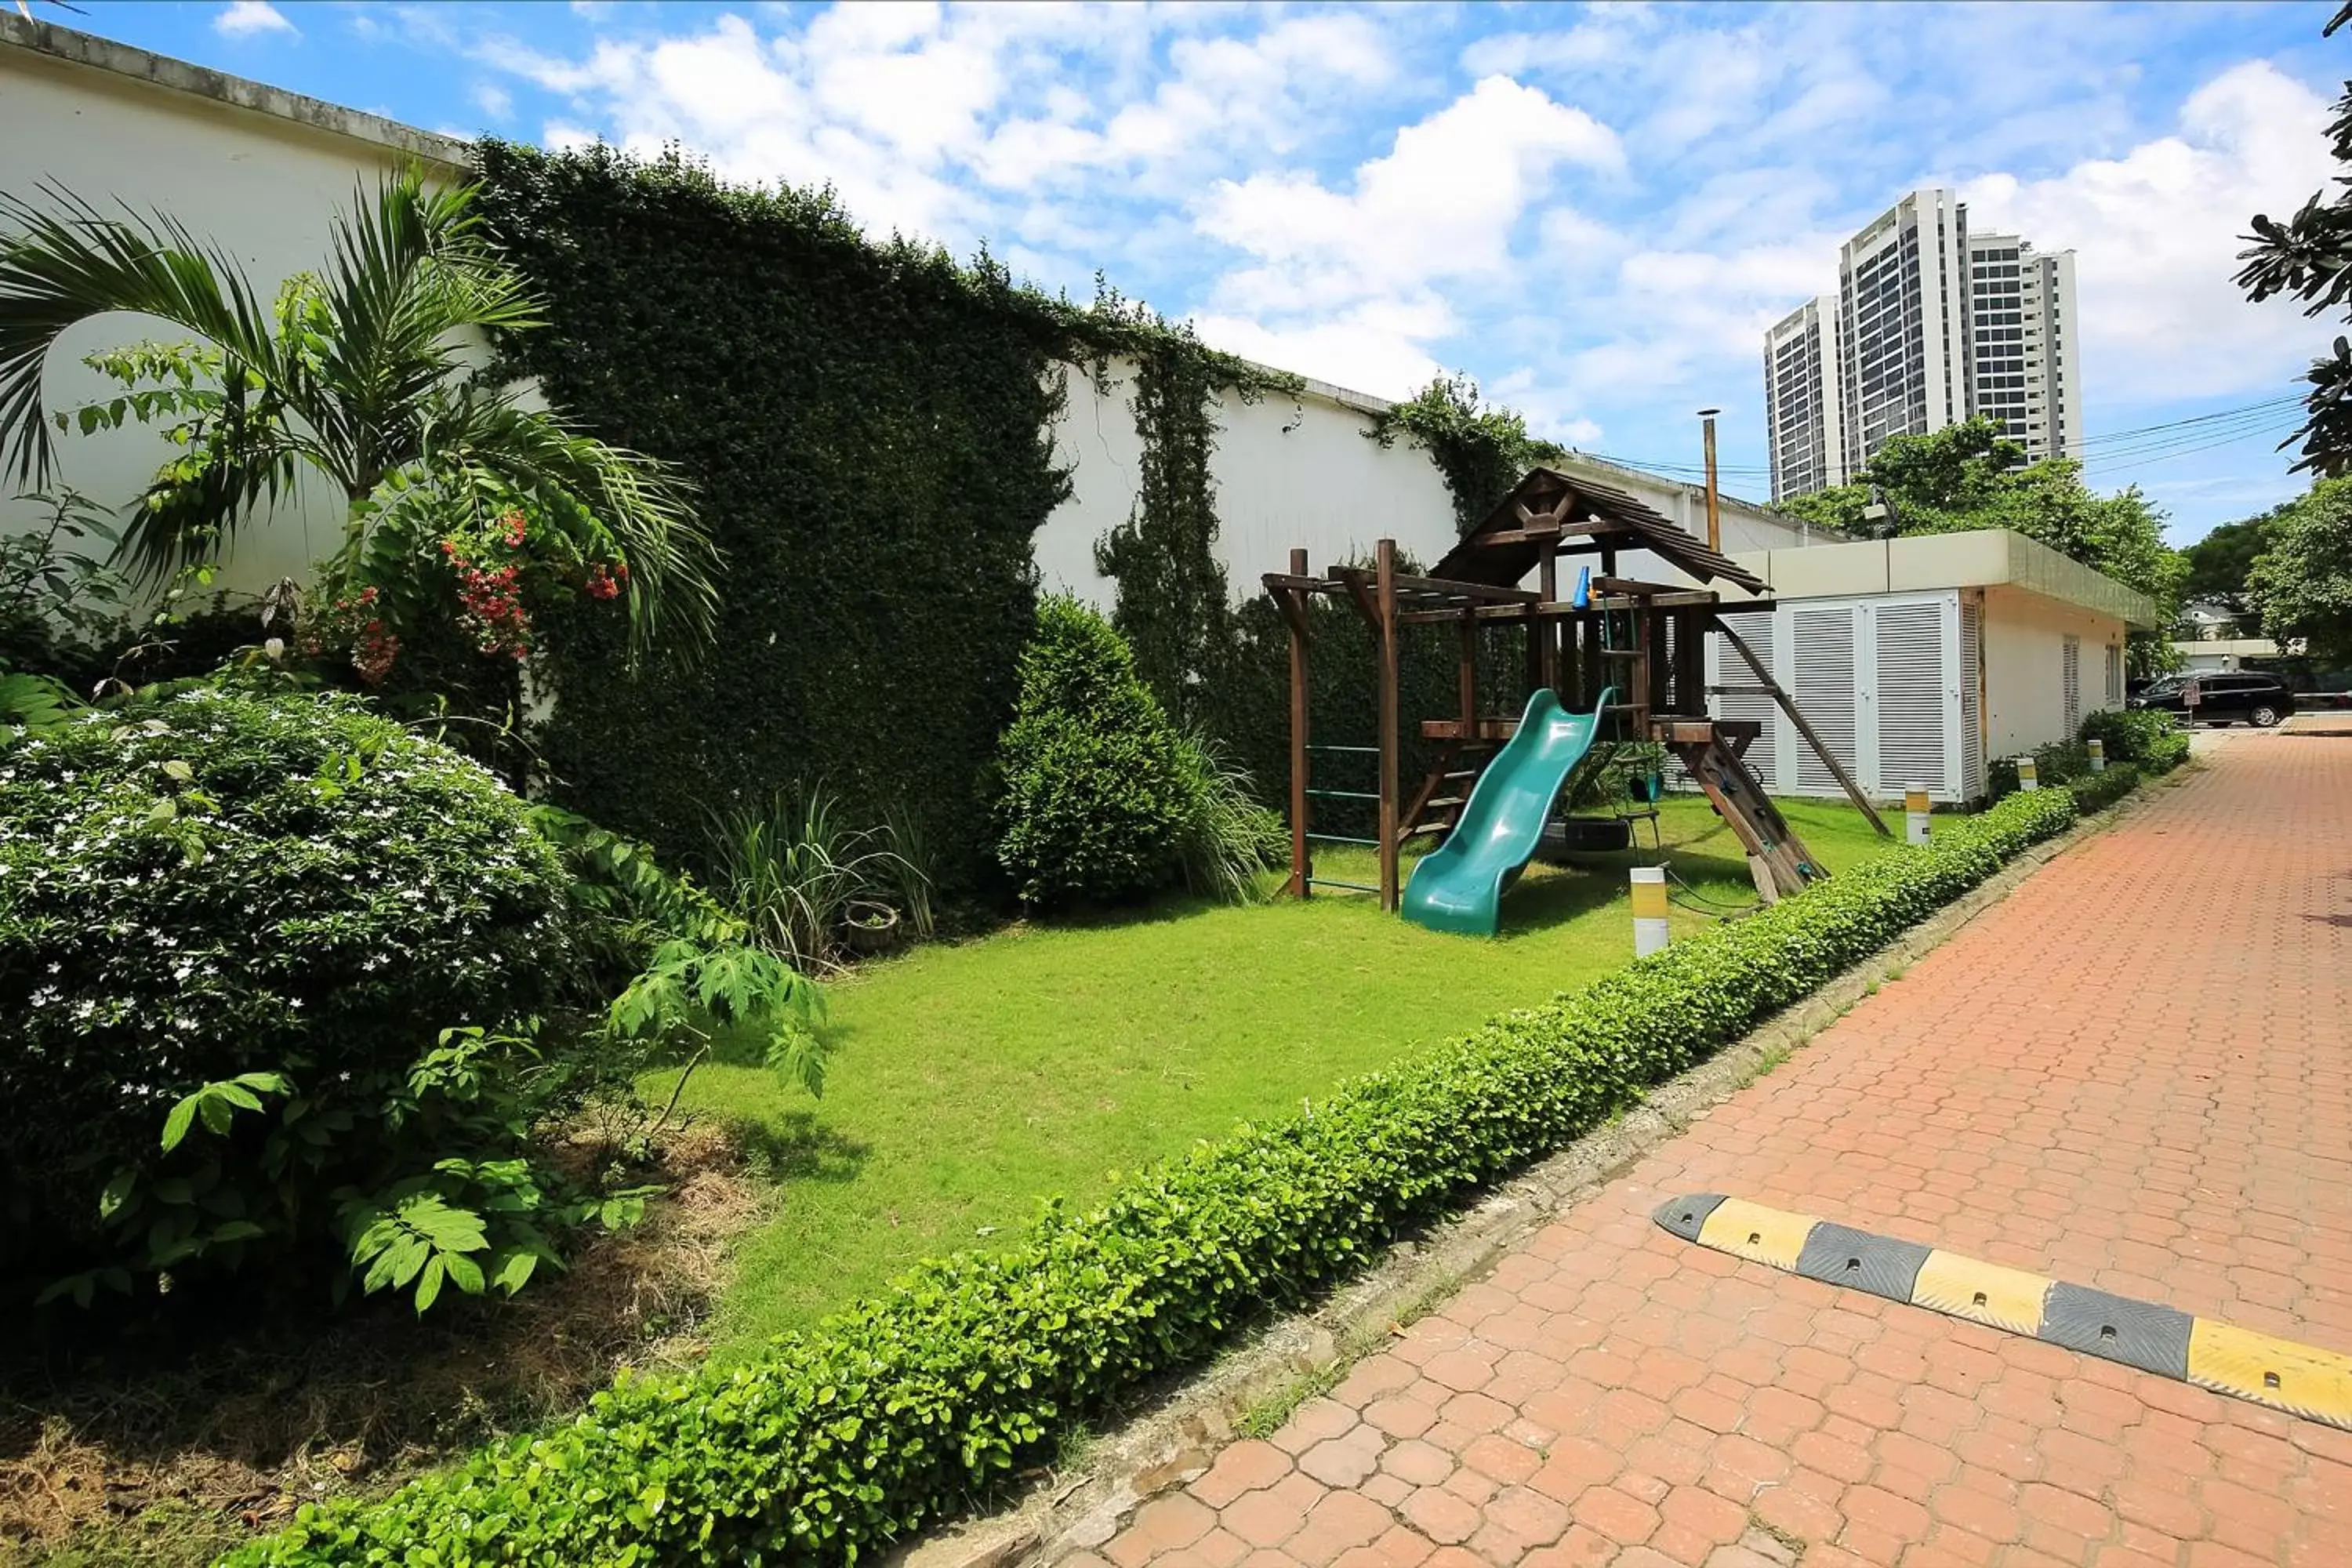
[1083,736,2352,1565]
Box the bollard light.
[2088,738,2106,773]
[1905,785,1931,845]
[1631,866,1669,956]
[2017,755,2039,792]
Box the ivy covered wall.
[474,141,1076,885]
[471,142,1302,886]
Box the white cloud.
[474,82,514,122]
[1199,78,1621,314]
[214,1,295,39]
[1187,76,1622,400]
[1962,59,2339,406]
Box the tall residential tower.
[1764,188,2080,503]
[1764,296,1847,498]
[1966,233,2082,463]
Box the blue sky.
[59,0,2352,539]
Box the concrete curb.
[884,774,2181,1568]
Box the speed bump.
[1655,1194,2352,1432]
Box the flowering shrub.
[0,688,577,1305]
[299,503,631,682]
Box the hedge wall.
[230,784,2088,1568]
[472,143,1284,887]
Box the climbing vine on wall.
[1094,341,1232,727]
[469,141,1305,887]
[1367,373,1566,535]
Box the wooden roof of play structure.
[1429,466,1771,596]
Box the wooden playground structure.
[1263,466,1889,913]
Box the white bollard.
[1905,785,1931,845]
[2087,738,2106,773]
[1630,866,1669,957]
[2016,754,2039,792]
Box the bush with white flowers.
[0,687,577,1308]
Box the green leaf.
[160,1095,198,1152]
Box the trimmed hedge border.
[230,786,2091,1567]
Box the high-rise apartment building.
[1764,189,2081,502]
[1966,233,2081,463]
[1764,296,1847,498]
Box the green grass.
[654,797,1890,1347]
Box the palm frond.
[0,182,282,489]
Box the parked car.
[2129,671,2296,728]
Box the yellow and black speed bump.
[1654,1192,2352,1430]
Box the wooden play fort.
[1263,467,1889,924]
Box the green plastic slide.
[1401,686,1614,936]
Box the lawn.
[659,796,1892,1347]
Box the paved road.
[1077,735,2352,1566]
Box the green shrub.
[1169,727,1285,902]
[993,597,1191,908]
[230,785,2084,1568]
[2079,707,2189,773]
[2067,760,2145,814]
[704,783,935,974]
[0,688,576,1306]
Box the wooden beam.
[1396,590,1744,626]
[1715,621,1893,840]
[1591,575,1693,598]
[1468,519,1630,548]
[1330,567,1382,631]
[1392,573,1541,604]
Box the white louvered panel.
[2062,635,2082,735]
[1660,615,1693,790]
[1791,606,1860,794]
[1708,620,1780,793]
[1874,601,1948,798]
[1959,597,1984,798]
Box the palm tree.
[0,169,717,660]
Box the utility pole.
[1697,408,1722,552]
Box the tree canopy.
[1773,419,2187,637]
[2234,4,2352,476]
[2181,506,2288,618]
[2246,478,2352,669]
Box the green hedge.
[229,786,2084,1568]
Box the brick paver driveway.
[1080,736,2352,1566]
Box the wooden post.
[1675,610,1707,716]
[1537,546,1559,694]
[1700,408,1723,554]
[1716,620,1893,839]
[1376,539,1402,913]
[1287,547,1310,898]
[1457,612,1476,736]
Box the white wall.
[0,33,466,597]
[1033,358,1458,606]
[1033,360,1822,611]
[1980,584,2125,759]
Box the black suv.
[2129,671,2296,728]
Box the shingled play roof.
[1429,466,1773,597]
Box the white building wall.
[1035,358,1818,610]
[1979,585,2125,761]
[0,24,470,596]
